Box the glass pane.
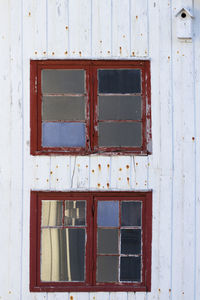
[64,200,86,226]
[99,95,141,120]
[98,229,118,254]
[42,122,85,147]
[41,228,85,282]
[121,201,142,226]
[97,201,119,227]
[98,69,141,94]
[120,257,141,282]
[98,122,142,147]
[41,200,63,227]
[42,96,85,121]
[97,256,118,282]
[42,69,85,94]
[121,229,141,255]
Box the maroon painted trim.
[30,191,152,292]
[30,60,151,155]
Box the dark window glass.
[42,96,85,121]
[98,95,141,121]
[121,201,142,226]
[98,69,141,94]
[97,201,119,227]
[120,257,141,282]
[121,229,141,255]
[42,122,85,147]
[98,122,142,147]
[42,69,85,94]
[41,228,85,282]
[97,256,118,282]
[98,229,119,254]
[64,200,86,226]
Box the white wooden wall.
[0,0,199,299]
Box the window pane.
[64,200,86,226]
[98,69,141,94]
[42,96,85,121]
[42,122,85,147]
[41,200,63,227]
[97,256,118,282]
[98,122,142,147]
[98,229,118,254]
[97,201,119,227]
[98,95,141,120]
[41,228,85,282]
[121,201,142,226]
[121,229,141,255]
[42,69,85,94]
[120,257,141,282]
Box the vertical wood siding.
[0,0,199,299]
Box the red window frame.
[30,60,151,155]
[30,191,152,292]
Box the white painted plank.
[23,0,47,58]
[90,156,111,190]
[110,292,127,300]
[133,157,148,190]
[31,157,51,190]
[69,156,90,189]
[112,0,130,57]
[130,0,148,57]
[91,292,109,300]
[92,0,112,57]
[47,0,69,58]
[0,1,13,299]
[147,0,161,299]
[68,0,91,57]
[171,0,195,298]
[194,1,200,299]
[110,156,132,190]
[49,156,71,190]
[22,0,49,299]
[48,294,69,300]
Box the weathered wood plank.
[110,156,132,190]
[49,156,71,190]
[47,0,69,58]
[68,0,91,57]
[90,156,111,190]
[112,0,130,57]
[92,0,112,57]
[130,0,148,57]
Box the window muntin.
[30,191,152,292]
[30,60,151,155]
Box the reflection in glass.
[41,200,63,227]
[42,96,85,121]
[98,122,142,147]
[121,229,141,255]
[64,201,86,226]
[97,256,118,282]
[98,229,118,254]
[97,201,119,227]
[42,69,85,94]
[120,257,141,282]
[121,201,142,226]
[41,228,85,282]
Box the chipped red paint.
[30,60,151,155]
[30,191,152,292]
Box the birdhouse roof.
[175,8,194,18]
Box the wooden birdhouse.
[175,8,194,39]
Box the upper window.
[30,191,152,292]
[30,60,151,155]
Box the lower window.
[30,191,152,292]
